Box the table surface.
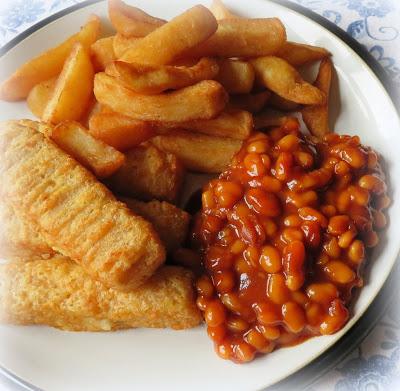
[0,1,399,390]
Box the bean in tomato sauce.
[192,118,389,363]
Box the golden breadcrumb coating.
[0,257,202,330]
[0,120,165,291]
[120,198,190,252]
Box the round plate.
[0,1,399,390]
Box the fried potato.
[254,113,299,129]
[50,121,125,178]
[107,143,184,203]
[0,120,165,291]
[158,109,253,140]
[210,0,238,19]
[269,92,300,111]
[216,59,255,94]
[88,112,154,151]
[42,43,94,124]
[113,33,141,58]
[182,18,286,59]
[121,5,218,65]
[0,15,100,101]
[278,41,331,67]
[108,0,166,38]
[26,77,57,118]
[302,58,333,138]
[0,202,55,260]
[105,58,219,94]
[251,56,326,105]
[229,91,271,113]
[0,258,201,331]
[121,198,190,253]
[94,73,228,122]
[90,36,116,71]
[80,97,101,128]
[152,130,242,173]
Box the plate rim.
[0,1,398,390]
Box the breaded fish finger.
[0,202,55,260]
[0,257,202,331]
[120,198,190,253]
[0,120,165,291]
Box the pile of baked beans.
[192,118,389,363]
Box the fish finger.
[0,257,201,331]
[0,120,165,291]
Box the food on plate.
[302,58,333,138]
[121,5,218,64]
[42,43,94,124]
[209,0,238,19]
[26,77,57,118]
[50,121,125,178]
[108,0,166,37]
[88,112,155,151]
[107,142,184,203]
[251,56,326,105]
[90,36,117,71]
[0,0,391,362]
[216,59,255,94]
[0,15,100,101]
[0,202,55,260]
[121,198,190,253]
[105,57,219,94]
[229,91,271,113]
[94,73,228,122]
[182,18,286,59]
[277,42,331,66]
[0,258,201,331]
[0,120,165,291]
[152,130,243,173]
[193,119,388,363]
[113,33,141,58]
[158,109,253,140]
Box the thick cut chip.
[210,0,238,19]
[50,121,125,178]
[121,5,218,65]
[105,58,219,94]
[107,143,185,203]
[0,120,165,291]
[0,15,100,101]
[269,92,300,111]
[278,42,331,67]
[113,34,141,58]
[216,59,255,94]
[157,109,253,140]
[182,18,286,59]
[43,43,94,124]
[108,0,166,37]
[88,112,154,151]
[254,113,299,129]
[90,36,117,71]
[94,73,228,122]
[251,56,326,105]
[152,130,242,173]
[229,91,271,113]
[0,258,201,331]
[27,77,57,119]
[302,58,333,138]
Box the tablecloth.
[0,1,399,390]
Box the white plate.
[0,1,399,390]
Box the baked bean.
[282,302,306,333]
[267,273,291,305]
[324,261,355,284]
[194,122,388,363]
[259,245,282,273]
[306,282,339,305]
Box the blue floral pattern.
[0,1,399,390]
